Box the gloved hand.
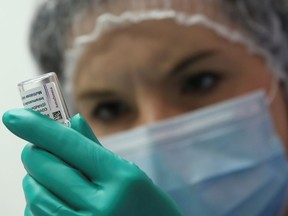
[3,109,182,216]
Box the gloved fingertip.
[71,114,101,144]
[22,175,35,202]
[22,175,41,203]
[2,109,32,136]
[21,144,34,166]
[24,205,33,216]
[3,108,57,141]
[2,109,23,126]
[70,113,85,125]
[22,175,30,191]
[2,108,47,128]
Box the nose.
[135,95,186,126]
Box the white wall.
[0,1,38,215]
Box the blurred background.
[0,1,38,215]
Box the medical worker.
[3,0,288,215]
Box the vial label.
[21,82,67,124]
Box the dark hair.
[29,0,288,82]
[29,0,93,81]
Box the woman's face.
[73,19,288,149]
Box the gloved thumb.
[70,114,101,145]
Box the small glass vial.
[18,72,71,126]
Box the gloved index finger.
[3,109,116,182]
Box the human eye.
[91,100,131,123]
[180,71,223,94]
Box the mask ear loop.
[266,78,279,105]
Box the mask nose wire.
[266,77,279,105]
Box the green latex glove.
[3,109,182,216]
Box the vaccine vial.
[18,72,71,126]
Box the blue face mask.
[100,91,288,216]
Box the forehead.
[77,19,227,65]
[73,19,248,95]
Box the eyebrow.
[170,50,217,76]
[77,50,218,100]
[77,90,117,100]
